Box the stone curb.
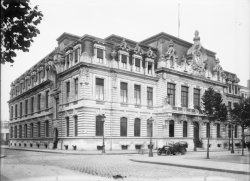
[130,159,250,175]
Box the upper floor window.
[74,78,78,96]
[31,97,34,113]
[66,81,70,99]
[120,82,128,103]
[10,127,13,138]
[74,47,80,63]
[169,120,175,137]
[181,86,188,107]
[14,126,17,138]
[30,123,34,137]
[147,87,153,107]
[228,84,232,94]
[37,94,41,112]
[45,91,49,109]
[97,48,104,63]
[10,106,13,119]
[96,78,104,100]
[121,54,127,68]
[135,58,140,72]
[134,118,141,137]
[167,83,175,106]
[66,117,70,137]
[15,104,18,118]
[120,117,127,137]
[25,99,28,115]
[66,54,70,69]
[19,125,22,138]
[134,85,141,105]
[148,62,153,75]
[24,124,27,138]
[19,102,22,118]
[217,72,220,81]
[193,88,200,108]
[234,85,238,94]
[25,79,29,90]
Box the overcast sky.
[1,0,250,121]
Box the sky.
[1,0,250,121]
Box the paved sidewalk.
[131,151,250,175]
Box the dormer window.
[228,84,232,93]
[234,85,238,95]
[97,48,104,63]
[74,47,80,63]
[148,62,153,75]
[135,58,140,72]
[121,54,127,69]
[66,54,70,69]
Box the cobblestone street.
[1,149,250,180]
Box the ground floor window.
[96,115,104,136]
[134,118,141,137]
[120,117,127,136]
[169,120,174,137]
[147,119,153,137]
[66,117,69,137]
[183,121,187,137]
[74,116,78,137]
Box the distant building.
[8,31,243,151]
[1,121,9,145]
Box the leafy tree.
[231,97,250,156]
[1,0,43,64]
[202,87,227,159]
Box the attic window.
[121,54,127,68]
[97,48,104,63]
[135,58,140,72]
[148,62,152,75]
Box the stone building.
[8,31,243,151]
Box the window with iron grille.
[66,117,69,137]
[193,88,200,108]
[120,82,128,103]
[147,87,153,107]
[96,78,104,100]
[183,121,187,137]
[181,86,188,107]
[134,118,141,137]
[96,115,104,136]
[134,85,141,105]
[167,83,175,106]
[120,117,127,136]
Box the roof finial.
[193,30,200,41]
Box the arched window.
[120,117,127,136]
[234,125,237,138]
[147,119,153,137]
[183,121,187,137]
[96,115,104,136]
[74,116,78,137]
[134,118,141,137]
[66,117,69,137]
[217,123,220,138]
[169,120,174,137]
[206,123,210,138]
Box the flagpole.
[178,2,180,38]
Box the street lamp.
[101,114,106,154]
[227,106,234,154]
[231,124,235,154]
[148,117,154,157]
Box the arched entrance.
[193,122,200,147]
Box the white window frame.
[94,44,106,65]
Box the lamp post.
[101,114,106,154]
[148,117,154,157]
[231,124,234,154]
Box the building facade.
[1,121,9,145]
[8,31,243,151]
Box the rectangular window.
[148,62,153,75]
[97,48,103,63]
[14,126,17,138]
[120,82,128,103]
[19,125,22,138]
[31,97,34,113]
[74,116,78,137]
[37,122,40,137]
[121,54,127,68]
[96,78,104,100]
[11,106,13,119]
[74,48,80,63]
[66,117,69,137]
[45,121,49,137]
[134,118,141,137]
[37,94,41,112]
[74,78,78,95]
[96,116,104,136]
[45,91,49,109]
[134,85,141,105]
[147,87,153,107]
[30,123,34,137]
[20,102,22,118]
[66,81,70,98]
[26,79,29,90]
[10,127,13,138]
[24,124,27,138]
[120,118,127,136]
[193,88,200,108]
[135,58,140,72]
[234,86,238,94]
[217,124,220,138]
[228,84,232,93]
[25,100,28,115]
[228,101,232,110]
[181,86,188,107]
[66,54,70,68]
[15,104,17,118]
[167,83,176,106]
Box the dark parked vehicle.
[157,141,188,156]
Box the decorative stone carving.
[133,43,143,55]
[119,38,130,51]
[146,48,156,58]
[165,40,178,68]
